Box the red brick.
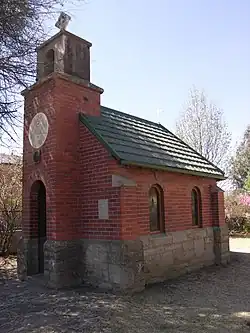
[22,73,225,243]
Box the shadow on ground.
[0,252,250,333]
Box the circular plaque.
[28,112,49,149]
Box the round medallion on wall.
[28,112,49,149]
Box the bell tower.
[36,28,91,81]
[19,13,103,288]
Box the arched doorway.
[30,181,46,274]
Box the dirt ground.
[0,238,250,333]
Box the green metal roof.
[79,106,225,180]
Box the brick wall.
[211,188,226,228]
[21,34,229,289]
[22,77,56,240]
[78,125,121,240]
[218,191,226,226]
[22,73,102,241]
[76,136,223,241]
[23,72,225,244]
[107,164,219,239]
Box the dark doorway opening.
[30,181,46,274]
[37,183,46,273]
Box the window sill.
[192,224,203,229]
[149,231,166,238]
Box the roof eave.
[120,160,226,180]
[158,124,225,177]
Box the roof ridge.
[100,105,162,129]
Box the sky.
[1,0,249,155]
[64,0,250,147]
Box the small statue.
[55,12,71,31]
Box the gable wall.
[79,124,122,240]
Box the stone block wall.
[141,227,216,284]
[82,239,145,293]
[24,238,39,275]
[214,224,230,265]
[17,225,230,292]
[44,240,82,288]
[221,225,230,263]
[80,225,229,291]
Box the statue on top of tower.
[55,12,71,31]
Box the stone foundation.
[17,237,40,280]
[17,226,230,292]
[214,225,230,265]
[44,240,83,288]
[17,236,27,280]
[141,226,230,285]
[82,239,145,293]
[24,238,39,275]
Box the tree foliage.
[231,125,250,189]
[0,0,83,143]
[176,87,231,169]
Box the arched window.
[149,185,165,232]
[44,49,55,76]
[191,187,202,227]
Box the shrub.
[225,190,250,234]
[0,157,22,256]
[0,212,21,256]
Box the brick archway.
[30,180,46,274]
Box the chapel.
[18,18,230,291]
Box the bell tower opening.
[44,49,55,76]
[36,30,91,81]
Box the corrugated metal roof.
[79,106,225,180]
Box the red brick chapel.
[18,20,230,291]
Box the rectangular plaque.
[98,199,109,220]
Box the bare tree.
[0,155,22,256]
[0,0,84,144]
[176,87,231,170]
